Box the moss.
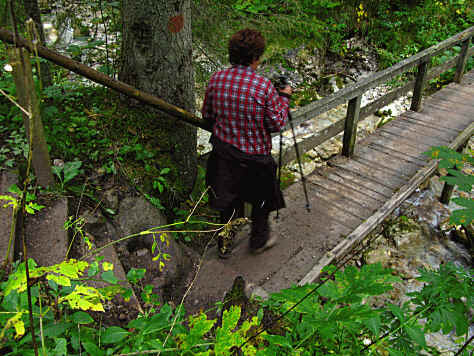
[279,168,296,190]
[335,75,344,89]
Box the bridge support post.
[342,95,361,157]
[454,37,471,84]
[410,60,429,112]
[439,142,468,204]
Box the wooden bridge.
[185,27,474,310]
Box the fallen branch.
[0,27,211,132]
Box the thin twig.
[116,343,214,356]
[0,88,32,117]
[185,187,210,222]
[454,335,473,356]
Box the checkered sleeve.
[264,84,289,133]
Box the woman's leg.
[249,203,270,250]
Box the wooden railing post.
[454,37,471,83]
[342,95,362,157]
[410,59,429,112]
[439,142,468,204]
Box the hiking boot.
[250,234,278,255]
[218,231,234,259]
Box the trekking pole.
[288,111,311,212]
[276,129,283,220]
[274,75,311,213]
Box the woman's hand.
[279,85,292,96]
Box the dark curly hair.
[228,28,266,66]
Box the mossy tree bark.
[119,0,197,202]
[10,47,53,187]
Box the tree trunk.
[22,0,52,87]
[119,0,197,199]
[10,47,53,187]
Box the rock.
[82,209,107,232]
[103,188,119,212]
[53,158,64,167]
[114,195,195,293]
[25,196,69,266]
[115,195,167,251]
[288,160,316,177]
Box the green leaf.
[7,184,21,195]
[71,311,94,325]
[126,268,146,284]
[54,338,67,356]
[445,306,469,336]
[81,341,105,356]
[263,334,292,349]
[43,322,72,338]
[46,274,71,287]
[450,207,474,226]
[388,348,405,356]
[405,325,426,347]
[101,271,119,284]
[441,170,474,192]
[179,312,216,350]
[452,197,474,209]
[102,326,130,344]
[365,315,381,337]
[88,261,99,277]
[388,304,405,322]
[63,161,82,184]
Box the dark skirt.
[206,135,285,212]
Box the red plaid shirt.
[202,65,289,155]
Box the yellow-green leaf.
[102,262,114,271]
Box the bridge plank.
[358,143,427,167]
[325,166,394,198]
[389,116,459,136]
[329,159,403,190]
[352,156,414,180]
[397,115,461,136]
[425,94,474,110]
[319,168,390,202]
[402,110,469,132]
[436,85,474,99]
[308,171,385,208]
[368,129,437,152]
[304,181,372,222]
[375,127,450,148]
[364,137,430,161]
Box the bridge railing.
[277,26,474,166]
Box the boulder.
[114,195,195,293]
[115,195,167,251]
[24,196,69,266]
